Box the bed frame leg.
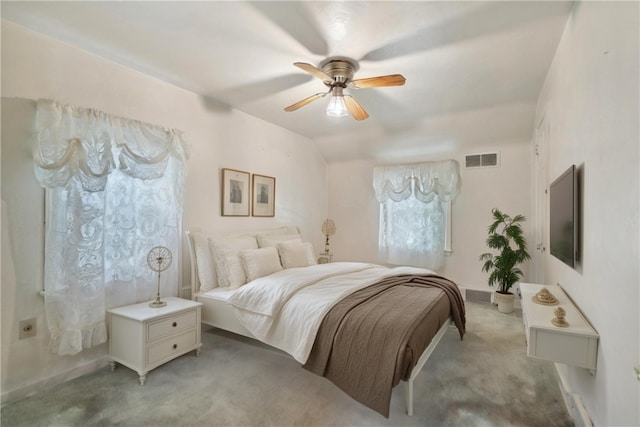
[403,317,452,417]
[406,379,414,416]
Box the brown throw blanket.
[303,274,466,418]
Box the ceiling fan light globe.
[326,95,348,117]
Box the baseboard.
[1,357,110,405]
[571,393,593,427]
[554,362,594,427]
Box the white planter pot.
[495,292,515,314]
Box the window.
[33,100,187,355]
[373,160,460,270]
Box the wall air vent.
[465,152,499,168]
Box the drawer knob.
[172,322,177,327]
[173,344,177,349]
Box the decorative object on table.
[318,219,336,264]
[551,306,569,327]
[252,174,276,217]
[479,208,531,314]
[532,287,559,305]
[321,219,336,253]
[221,168,250,216]
[147,246,173,308]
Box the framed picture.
[221,168,250,216]
[252,174,275,217]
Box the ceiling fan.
[284,58,406,121]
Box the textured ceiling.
[1,1,574,163]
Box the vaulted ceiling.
[2,1,574,163]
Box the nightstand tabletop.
[108,297,202,321]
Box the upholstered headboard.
[185,226,302,299]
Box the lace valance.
[373,159,461,203]
[33,99,188,192]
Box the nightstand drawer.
[147,309,197,342]
[147,329,198,365]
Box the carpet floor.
[1,301,573,427]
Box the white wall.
[534,2,639,425]
[327,142,533,291]
[1,21,327,402]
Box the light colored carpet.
[1,302,573,426]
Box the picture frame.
[252,174,276,217]
[221,168,250,216]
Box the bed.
[186,227,465,417]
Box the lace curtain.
[373,160,460,270]
[33,99,188,356]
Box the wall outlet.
[19,318,36,339]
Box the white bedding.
[228,262,435,363]
[201,287,237,301]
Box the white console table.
[520,283,599,373]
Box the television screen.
[549,165,578,268]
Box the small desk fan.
[147,246,172,308]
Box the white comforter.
[227,262,435,363]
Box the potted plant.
[479,208,531,314]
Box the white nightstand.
[108,297,203,385]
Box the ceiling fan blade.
[349,74,406,89]
[294,62,333,84]
[284,92,327,112]
[344,96,369,121]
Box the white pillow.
[257,233,301,248]
[258,237,301,250]
[257,226,300,239]
[209,235,258,288]
[240,247,283,282]
[278,241,317,269]
[192,233,216,292]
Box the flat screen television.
[549,164,579,268]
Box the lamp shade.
[326,87,348,117]
[322,219,336,236]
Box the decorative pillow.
[256,227,301,248]
[209,235,258,289]
[257,235,302,249]
[217,250,248,289]
[240,247,283,282]
[278,241,317,269]
[192,233,216,292]
[257,226,300,239]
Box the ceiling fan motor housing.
[321,59,356,87]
